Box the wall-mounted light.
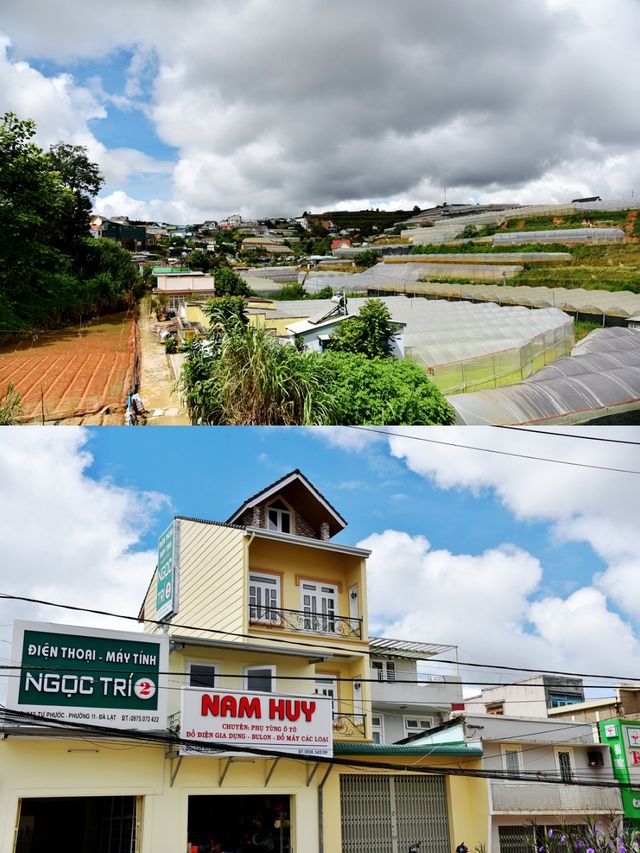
[350,590,358,599]
[354,681,361,691]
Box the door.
[340,774,450,853]
[301,581,337,633]
[249,573,280,624]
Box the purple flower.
[539,847,545,851]
[561,837,568,843]
[548,831,554,838]
[587,847,595,853]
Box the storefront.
[188,794,291,852]
[15,795,139,853]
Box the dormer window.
[267,498,292,534]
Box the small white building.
[286,309,405,357]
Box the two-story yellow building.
[1,471,487,853]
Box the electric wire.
[0,704,630,790]
[492,426,640,445]
[347,426,640,475]
[2,591,639,685]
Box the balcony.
[370,673,463,707]
[248,605,363,639]
[490,781,622,815]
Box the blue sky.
[86,426,603,600]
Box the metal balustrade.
[248,605,363,639]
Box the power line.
[348,426,640,475]
[0,705,629,790]
[492,426,640,445]
[2,591,639,685]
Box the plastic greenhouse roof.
[450,328,640,425]
[274,296,572,371]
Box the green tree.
[0,113,69,329]
[353,249,379,269]
[46,142,103,248]
[322,352,455,425]
[326,298,401,358]
[180,325,338,425]
[214,267,250,297]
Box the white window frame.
[372,660,396,682]
[314,676,338,717]
[371,714,384,744]
[300,579,338,634]
[555,747,574,783]
[249,571,281,624]
[244,664,276,694]
[266,498,293,534]
[501,744,523,778]
[403,716,436,738]
[186,660,218,690]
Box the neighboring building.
[331,238,352,251]
[286,305,405,356]
[154,272,216,311]
[1,471,488,853]
[548,685,640,724]
[412,714,622,853]
[367,637,464,744]
[90,215,147,249]
[599,718,640,827]
[464,674,585,718]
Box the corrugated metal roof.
[333,741,481,756]
[369,637,457,659]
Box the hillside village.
[3,469,640,853]
[3,192,640,426]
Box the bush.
[322,352,456,425]
[214,267,250,297]
[0,383,23,425]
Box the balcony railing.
[249,605,362,639]
[490,780,622,814]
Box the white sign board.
[6,620,169,732]
[180,688,333,757]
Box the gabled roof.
[226,469,347,537]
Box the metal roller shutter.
[340,774,450,853]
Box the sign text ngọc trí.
[156,520,179,620]
[7,621,169,731]
[180,688,334,757]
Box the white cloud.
[0,430,169,666]
[5,1,640,219]
[360,528,640,680]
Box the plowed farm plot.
[0,313,136,423]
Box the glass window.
[372,660,396,681]
[314,677,338,716]
[249,572,280,623]
[403,717,435,738]
[189,663,216,689]
[245,666,274,693]
[557,750,573,783]
[372,715,384,744]
[267,499,292,534]
[503,747,522,777]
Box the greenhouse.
[366,281,640,324]
[449,328,640,425]
[492,227,624,245]
[273,296,574,395]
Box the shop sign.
[180,688,333,757]
[6,620,169,731]
[627,727,640,750]
[604,724,618,738]
[156,520,180,620]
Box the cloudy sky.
[2,0,640,222]
[1,426,639,702]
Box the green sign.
[7,621,168,731]
[599,719,640,826]
[156,519,179,620]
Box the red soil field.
[0,313,136,423]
